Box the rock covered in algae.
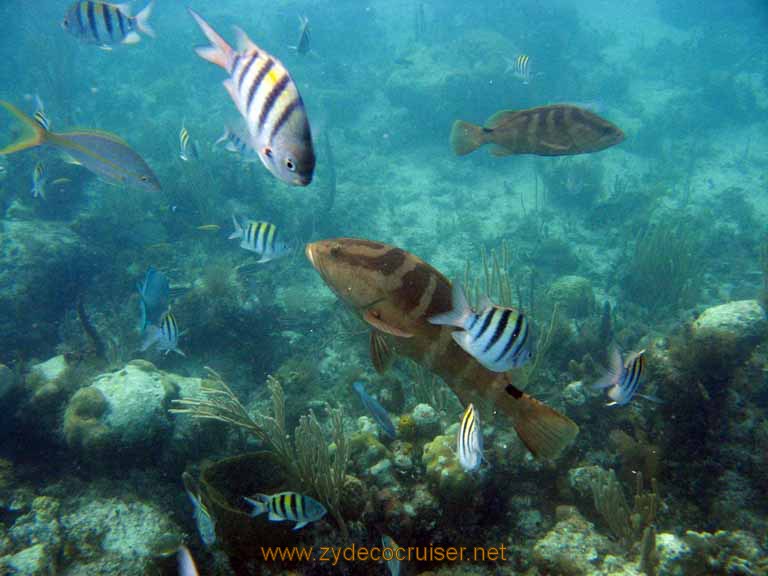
[422,434,480,503]
[412,403,441,439]
[655,529,767,576]
[692,300,767,347]
[547,275,596,318]
[532,511,612,575]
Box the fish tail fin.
[188,8,234,71]
[503,386,579,459]
[450,120,487,156]
[428,280,472,328]
[228,214,242,239]
[140,325,162,352]
[243,495,269,517]
[135,1,156,38]
[0,100,48,155]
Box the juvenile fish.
[450,104,624,157]
[0,101,161,191]
[353,381,396,439]
[228,216,292,262]
[183,473,216,547]
[506,54,532,84]
[137,266,169,332]
[31,162,46,199]
[179,123,199,162]
[243,492,326,530]
[141,310,184,356]
[289,16,311,55]
[457,403,483,472]
[593,347,651,406]
[62,1,155,47]
[196,224,220,232]
[188,8,315,185]
[429,281,532,372]
[381,534,403,576]
[33,95,50,131]
[213,126,259,162]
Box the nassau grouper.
[306,238,579,459]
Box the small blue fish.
[137,266,170,332]
[62,1,155,48]
[593,347,650,406]
[429,281,532,372]
[182,472,215,547]
[214,126,259,163]
[457,403,483,472]
[353,381,396,439]
[381,534,403,576]
[141,310,184,356]
[244,492,326,530]
[228,216,292,263]
[31,162,46,199]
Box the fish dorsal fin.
[485,110,516,129]
[57,129,130,146]
[233,26,259,52]
[363,308,414,338]
[478,294,494,311]
[114,2,133,17]
[370,330,394,374]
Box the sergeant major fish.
[353,381,396,439]
[593,347,651,406]
[450,104,624,157]
[506,54,532,84]
[0,101,161,191]
[179,122,199,162]
[229,216,292,262]
[31,162,46,199]
[457,403,483,472]
[62,0,155,48]
[289,16,311,55]
[306,238,579,459]
[188,8,315,186]
[182,472,216,546]
[243,492,326,530]
[141,310,184,356]
[429,281,532,372]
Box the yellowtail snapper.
[182,472,216,547]
[188,8,315,186]
[141,310,184,356]
[62,1,155,48]
[179,122,199,162]
[593,347,653,406]
[31,162,46,199]
[0,101,160,191]
[229,216,292,262]
[457,403,483,472]
[213,126,259,162]
[506,54,532,84]
[243,492,326,530]
[353,381,396,439]
[289,16,311,55]
[429,281,532,372]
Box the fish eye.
[285,158,296,172]
[140,175,149,182]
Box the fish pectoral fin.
[293,521,309,531]
[267,511,281,521]
[363,309,414,338]
[370,330,394,374]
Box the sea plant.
[170,368,351,538]
[590,467,658,546]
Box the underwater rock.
[422,434,480,504]
[563,380,587,407]
[692,300,767,348]
[547,275,596,319]
[26,355,70,404]
[0,543,52,576]
[411,403,441,439]
[532,512,612,575]
[655,530,767,576]
[350,430,392,470]
[567,465,604,499]
[0,496,62,575]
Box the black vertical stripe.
[76,2,85,34]
[237,52,257,90]
[484,308,511,352]
[116,7,125,37]
[247,58,274,116]
[87,1,100,42]
[477,309,496,339]
[496,313,524,362]
[270,98,300,140]
[103,5,113,39]
[258,74,289,131]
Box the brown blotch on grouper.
[306,238,579,459]
[450,104,624,157]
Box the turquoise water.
[0,1,767,574]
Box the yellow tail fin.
[450,119,488,156]
[0,100,47,155]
